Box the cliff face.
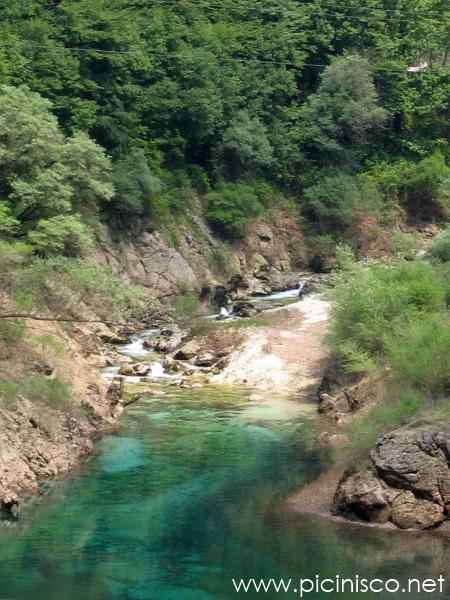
[94,206,307,299]
[0,317,125,518]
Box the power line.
[129,0,449,24]
[0,41,448,76]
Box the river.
[0,292,449,599]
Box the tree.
[0,85,113,254]
[222,110,274,177]
[111,150,162,218]
[299,55,387,165]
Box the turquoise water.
[0,386,448,600]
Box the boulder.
[334,426,450,530]
[107,377,124,407]
[391,491,445,530]
[99,332,130,345]
[32,360,54,376]
[118,365,134,376]
[144,328,183,354]
[318,392,350,415]
[333,469,392,524]
[133,364,151,377]
[233,302,258,318]
[194,353,216,368]
[174,339,202,361]
[371,429,450,506]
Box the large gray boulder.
[334,425,450,530]
[371,428,450,508]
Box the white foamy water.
[256,288,300,302]
[119,329,160,359]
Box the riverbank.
[214,295,330,399]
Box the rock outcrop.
[94,206,307,300]
[334,426,450,529]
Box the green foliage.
[330,261,448,371]
[0,319,25,348]
[208,247,234,277]
[206,183,263,238]
[2,254,145,321]
[431,227,450,262]
[367,153,450,221]
[0,85,113,255]
[391,231,421,260]
[0,375,72,409]
[0,379,20,407]
[27,215,93,257]
[0,202,19,236]
[303,173,383,233]
[299,55,387,165]
[335,244,356,272]
[222,110,274,176]
[111,150,162,218]
[387,313,450,396]
[0,1,448,242]
[22,375,73,409]
[174,291,201,321]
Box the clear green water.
[0,386,448,600]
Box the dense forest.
[0,0,449,255]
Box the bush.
[206,182,263,238]
[303,173,383,233]
[330,261,447,371]
[431,228,450,262]
[387,312,450,396]
[27,215,93,257]
[0,203,19,236]
[367,153,450,222]
[21,375,72,409]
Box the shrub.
[431,227,450,262]
[387,312,450,396]
[0,203,19,236]
[391,231,420,260]
[222,110,273,175]
[27,215,93,257]
[206,182,263,238]
[330,261,447,371]
[0,379,20,407]
[303,173,383,233]
[21,375,72,409]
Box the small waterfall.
[150,362,165,378]
[220,306,230,318]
